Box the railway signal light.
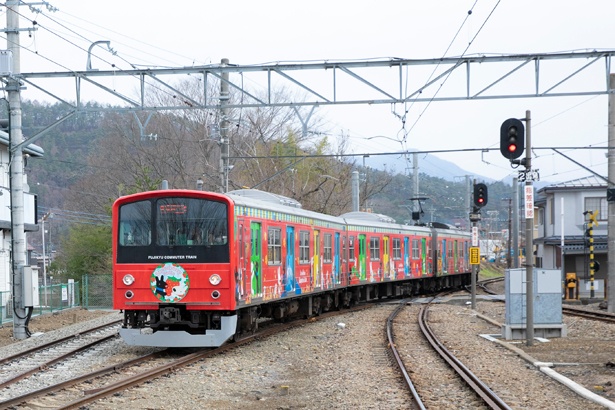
[500,118,525,160]
[473,183,488,208]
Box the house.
[534,175,607,298]
[0,129,43,297]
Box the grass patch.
[479,262,505,279]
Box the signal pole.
[523,110,534,346]
[501,111,534,346]
[469,180,487,310]
[6,1,29,340]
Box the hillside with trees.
[19,91,515,282]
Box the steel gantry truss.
[8,50,614,152]
[14,50,615,112]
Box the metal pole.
[470,178,478,310]
[507,198,512,268]
[561,197,565,291]
[219,58,230,193]
[7,0,28,340]
[524,110,534,346]
[608,73,615,313]
[351,171,359,212]
[513,177,520,268]
[42,216,47,306]
[471,222,477,309]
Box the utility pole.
[608,73,615,313]
[507,198,512,268]
[512,177,520,268]
[524,110,534,346]
[6,1,29,340]
[219,58,230,193]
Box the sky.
[5,0,615,183]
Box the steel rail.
[55,304,374,409]
[0,351,165,408]
[418,305,512,410]
[562,306,615,323]
[0,319,121,366]
[386,300,426,410]
[0,332,118,389]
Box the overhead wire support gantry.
[6,50,615,113]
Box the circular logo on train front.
[150,263,190,302]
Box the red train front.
[113,188,471,348]
[113,190,238,347]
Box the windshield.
[117,196,229,263]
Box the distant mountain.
[363,150,551,190]
[362,150,488,181]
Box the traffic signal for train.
[500,118,525,160]
[473,183,488,208]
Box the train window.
[299,231,310,264]
[323,233,332,263]
[412,239,419,259]
[349,236,355,261]
[392,238,401,260]
[156,197,227,246]
[369,237,380,261]
[268,227,282,265]
[119,200,151,246]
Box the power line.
[229,145,610,160]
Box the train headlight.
[123,274,135,286]
[209,274,222,286]
[211,290,220,299]
[125,290,134,299]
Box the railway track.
[387,298,511,409]
[417,303,511,409]
[386,300,425,409]
[0,320,122,405]
[475,276,615,325]
[562,305,615,323]
[2,305,373,409]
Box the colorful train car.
[113,188,471,347]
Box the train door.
[383,236,390,279]
[313,230,321,289]
[284,226,296,296]
[441,239,447,274]
[334,232,340,286]
[237,220,247,301]
[421,237,427,275]
[342,234,348,285]
[250,222,262,297]
[404,237,409,277]
[454,240,458,273]
[358,234,367,281]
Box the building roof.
[0,130,44,157]
[537,175,606,194]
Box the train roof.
[340,211,433,234]
[227,189,302,208]
[227,189,342,225]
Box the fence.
[0,274,113,324]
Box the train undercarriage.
[119,272,470,348]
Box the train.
[112,187,472,347]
